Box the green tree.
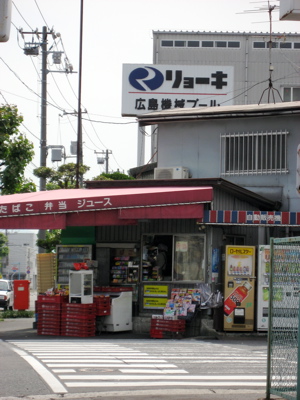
[0,105,35,194]
[0,232,9,278]
[92,171,134,181]
[36,230,61,253]
[33,163,90,190]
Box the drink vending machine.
[223,245,256,331]
[256,245,270,331]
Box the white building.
[2,231,38,287]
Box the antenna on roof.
[258,1,283,104]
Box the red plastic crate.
[62,320,95,328]
[61,330,95,337]
[38,295,68,303]
[38,314,61,323]
[94,297,110,306]
[63,303,96,309]
[37,321,61,330]
[37,328,61,336]
[94,286,133,292]
[37,303,62,311]
[96,306,111,316]
[61,312,96,319]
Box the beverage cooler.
[256,245,270,331]
[223,245,256,331]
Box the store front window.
[142,234,205,282]
[174,235,205,281]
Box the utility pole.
[95,149,112,174]
[21,26,74,251]
[76,0,84,188]
[40,26,48,191]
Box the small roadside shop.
[0,178,279,336]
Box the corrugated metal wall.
[153,31,300,105]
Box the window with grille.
[220,130,289,176]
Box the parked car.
[0,279,14,310]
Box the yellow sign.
[143,297,169,309]
[144,285,168,297]
[227,246,254,256]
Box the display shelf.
[110,248,139,284]
[69,270,93,304]
[56,245,93,285]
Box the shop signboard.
[144,285,168,297]
[143,297,169,309]
[122,64,234,116]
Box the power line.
[12,1,34,30]
[34,0,50,30]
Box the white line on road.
[11,347,67,394]
[46,363,178,368]
[64,381,266,388]
[118,369,188,373]
[59,374,266,380]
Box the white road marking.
[118,369,188,373]
[52,369,76,373]
[41,358,168,363]
[59,374,267,380]
[11,347,67,393]
[46,363,178,368]
[65,381,266,388]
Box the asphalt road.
[0,317,285,400]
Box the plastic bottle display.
[224,281,252,316]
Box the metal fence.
[267,236,300,400]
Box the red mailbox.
[13,280,30,310]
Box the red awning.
[0,186,213,229]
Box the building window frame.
[220,130,289,176]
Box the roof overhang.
[137,101,300,126]
[0,186,213,229]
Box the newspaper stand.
[61,303,96,337]
[150,317,186,339]
[37,295,68,336]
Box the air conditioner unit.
[154,167,189,179]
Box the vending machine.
[223,245,256,331]
[256,245,270,332]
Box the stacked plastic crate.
[36,253,56,294]
[94,295,111,316]
[150,317,186,339]
[37,295,68,336]
[61,303,96,337]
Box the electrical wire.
[34,0,50,30]
[12,1,34,31]
[81,116,137,125]
[0,57,67,113]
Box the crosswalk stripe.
[65,381,266,388]
[59,374,267,380]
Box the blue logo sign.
[129,66,164,91]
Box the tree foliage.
[33,163,90,190]
[0,105,35,194]
[0,232,9,259]
[92,171,134,181]
[36,230,61,253]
